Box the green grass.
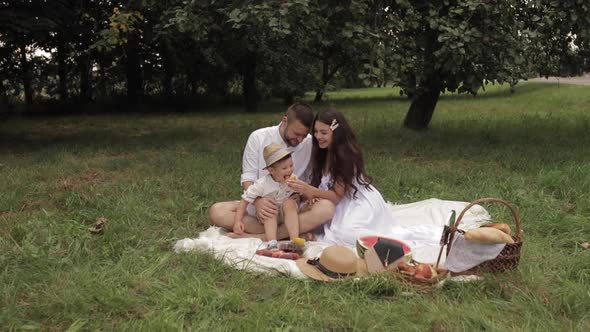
[1,82,589,331]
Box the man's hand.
[233,220,245,234]
[254,197,278,221]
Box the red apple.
[395,261,416,275]
[414,263,433,279]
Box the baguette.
[464,227,515,244]
[482,222,512,236]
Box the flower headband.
[329,119,339,131]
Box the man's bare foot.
[225,232,266,240]
[301,232,317,241]
[225,232,245,239]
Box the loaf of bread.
[464,227,515,244]
[482,222,512,235]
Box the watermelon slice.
[356,235,412,259]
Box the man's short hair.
[286,102,314,128]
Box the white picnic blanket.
[174,198,491,277]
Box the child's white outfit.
[242,174,296,219]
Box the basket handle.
[435,198,522,268]
[452,197,522,242]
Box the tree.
[527,0,590,77]
[304,0,382,102]
[383,0,532,130]
[0,44,17,111]
[0,0,59,105]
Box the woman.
[287,108,396,245]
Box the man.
[209,103,335,239]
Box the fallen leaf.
[88,217,108,234]
[581,242,590,249]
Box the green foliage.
[383,0,532,97]
[93,7,145,52]
[527,0,590,76]
[0,0,588,113]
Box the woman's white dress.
[317,174,492,264]
[318,174,396,245]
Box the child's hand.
[233,220,245,234]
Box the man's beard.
[282,126,298,147]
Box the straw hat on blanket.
[297,239,410,281]
[296,246,368,281]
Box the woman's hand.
[287,179,315,198]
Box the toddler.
[232,143,300,248]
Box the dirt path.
[529,74,590,86]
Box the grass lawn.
[1,82,589,331]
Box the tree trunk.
[283,92,294,105]
[0,79,10,112]
[241,54,257,112]
[125,32,143,105]
[314,90,324,102]
[314,58,340,103]
[403,82,441,130]
[19,44,33,104]
[57,32,68,102]
[79,51,92,104]
[314,59,330,102]
[98,60,108,98]
[160,38,174,100]
[404,3,441,130]
[189,73,198,95]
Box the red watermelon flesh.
[356,235,411,258]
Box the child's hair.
[310,108,373,198]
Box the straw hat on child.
[262,143,292,169]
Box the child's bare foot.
[301,232,317,241]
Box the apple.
[414,263,433,279]
[395,261,416,275]
[429,265,438,279]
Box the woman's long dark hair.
[310,108,373,198]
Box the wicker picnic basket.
[438,198,524,274]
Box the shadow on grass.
[359,121,590,167]
[0,126,213,155]
[0,83,564,119]
[2,118,589,166]
[322,82,560,104]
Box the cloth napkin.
[443,233,505,272]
